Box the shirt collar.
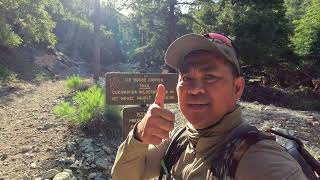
[186,106,243,146]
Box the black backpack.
[158,125,320,180]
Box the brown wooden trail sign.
[122,106,149,140]
[105,72,178,105]
[105,72,179,139]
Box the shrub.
[35,72,51,82]
[66,75,84,91]
[0,67,17,82]
[291,0,320,57]
[54,85,121,126]
[105,105,122,122]
[72,85,105,125]
[53,102,77,120]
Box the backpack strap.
[228,128,276,177]
[159,127,188,180]
[210,126,320,180]
[271,129,320,180]
[207,125,276,180]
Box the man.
[112,33,307,179]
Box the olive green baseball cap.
[164,33,240,75]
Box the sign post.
[105,72,178,139]
[122,106,149,139]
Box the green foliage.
[192,0,290,65]
[0,0,61,48]
[0,21,23,47]
[58,0,94,30]
[66,75,84,91]
[53,0,124,65]
[0,67,18,82]
[35,72,51,82]
[284,0,309,23]
[54,85,121,127]
[291,0,320,57]
[127,0,166,71]
[72,86,105,124]
[125,0,192,71]
[53,102,77,120]
[190,1,218,34]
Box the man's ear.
[233,77,245,101]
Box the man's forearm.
[112,128,168,180]
[112,129,149,180]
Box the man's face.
[176,51,244,129]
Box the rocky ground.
[0,80,121,179]
[240,102,319,156]
[0,80,319,179]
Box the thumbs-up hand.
[154,83,166,109]
[134,84,175,145]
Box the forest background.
[0,0,320,110]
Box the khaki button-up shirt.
[112,107,307,180]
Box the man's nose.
[187,80,205,95]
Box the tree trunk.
[167,0,177,46]
[93,0,101,83]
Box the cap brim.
[165,33,231,71]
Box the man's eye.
[204,75,218,81]
[182,76,192,81]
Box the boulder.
[42,169,60,179]
[53,172,71,180]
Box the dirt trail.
[0,81,71,179]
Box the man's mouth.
[187,103,210,110]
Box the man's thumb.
[154,84,166,109]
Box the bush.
[53,102,77,120]
[105,105,122,122]
[73,85,105,124]
[54,85,121,126]
[35,72,51,82]
[66,75,84,91]
[0,67,17,82]
[291,0,320,57]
